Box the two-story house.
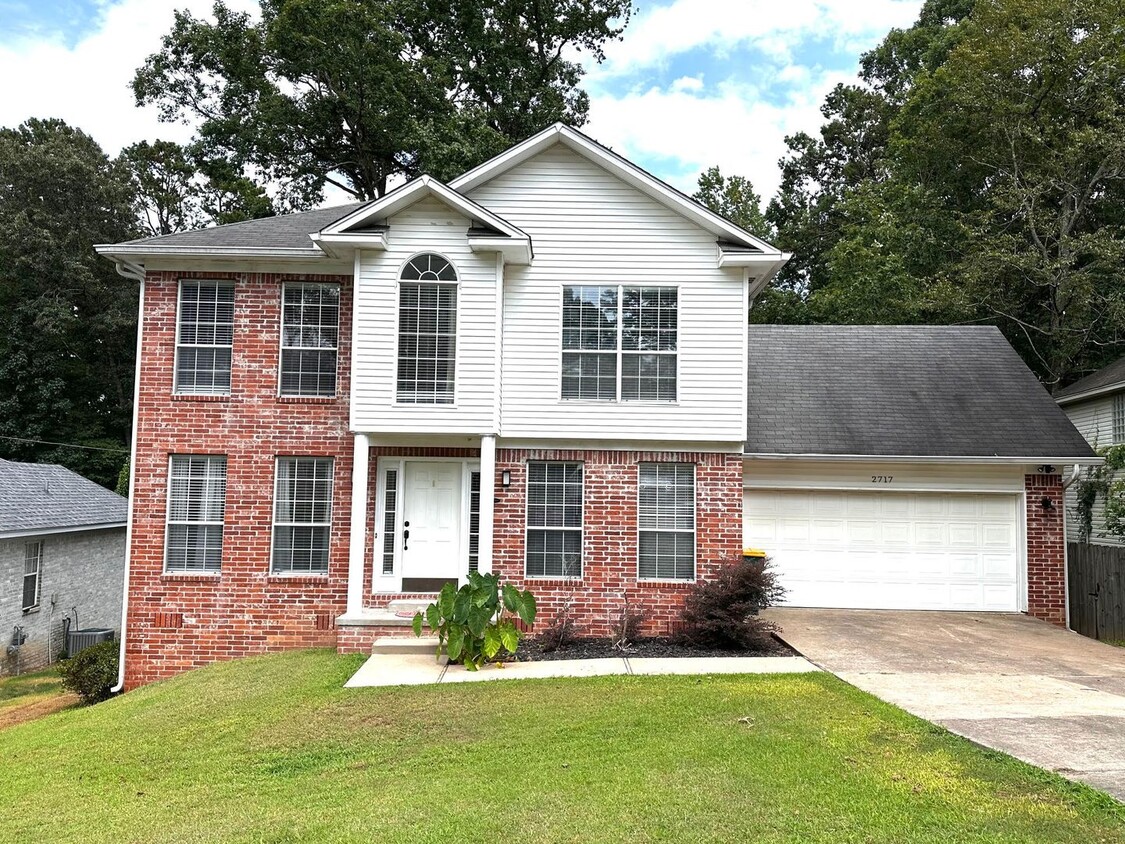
[98,125,1097,690]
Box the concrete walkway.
[345,653,817,688]
[766,607,1125,800]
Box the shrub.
[57,640,118,704]
[413,572,537,670]
[537,599,577,653]
[610,594,645,651]
[675,556,785,651]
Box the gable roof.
[451,123,786,258]
[744,325,1097,460]
[1055,355,1125,405]
[0,459,128,539]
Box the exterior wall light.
[501,470,511,488]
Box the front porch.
[336,435,498,651]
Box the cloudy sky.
[0,0,922,205]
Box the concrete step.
[373,636,441,655]
[386,598,434,616]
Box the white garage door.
[743,489,1021,611]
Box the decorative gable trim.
[313,175,533,264]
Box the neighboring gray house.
[1,459,127,675]
[1057,357,1125,547]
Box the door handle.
[403,521,410,551]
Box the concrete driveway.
[765,607,1125,800]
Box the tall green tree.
[0,119,138,487]
[692,166,771,239]
[133,0,631,207]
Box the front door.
[401,462,462,591]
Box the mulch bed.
[514,635,795,662]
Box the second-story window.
[562,286,678,402]
[280,283,339,397]
[397,254,457,405]
[175,280,235,395]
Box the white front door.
[743,489,1021,611]
[401,462,463,585]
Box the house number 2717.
[871,475,894,483]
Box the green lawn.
[0,651,1122,843]
[0,666,74,726]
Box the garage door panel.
[743,489,1020,612]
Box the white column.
[479,435,497,575]
[346,433,370,616]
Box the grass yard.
[0,666,76,729]
[0,651,1122,844]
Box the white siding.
[468,145,747,443]
[743,459,1028,493]
[351,196,498,434]
[1063,395,1124,546]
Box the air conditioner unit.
[66,628,115,658]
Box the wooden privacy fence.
[1068,542,1125,641]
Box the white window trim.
[164,455,227,574]
[1113,393,1125,444]
[271,456,335,576]
[22,541,42,612]
[524,460,585,580]
[558,284,680,404]
[277,281,341,398]
[637,462,697,582]
[392,253,461,407]
[173,279,235,396]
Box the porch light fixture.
[1040,496,1055,511]
[1037,464,1056,475]
[501,470,511,488]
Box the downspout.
[1061,464,1082,631]
[111,274,145,694]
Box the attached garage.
[743,488,1021,611]
[742,325,1101,622]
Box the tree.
[133,0,632,207]
[692,167,771,239]
[0,119,138,488]
[121,139,275,236]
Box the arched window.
[397,254,457,404]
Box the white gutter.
[111,276,144,695]
[95,244,329,260]
[744,452,1105,465]
[0,522,126,541]
[1055,383,1125,407]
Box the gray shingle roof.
[0,459,127,536]
[1055,355,1125,403]
[745,325,1095,458]
[118,202,367,251]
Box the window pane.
[382,469,398,576]
[468,471,481,573]
[280,283,339,397]
[273,457,333,574]
[638,463,694,580]
[22,542,41,610]
[175,282,234,395]
[526,462,582,577]
[562,286,618,350]
[166,456,226,573]
[562,352,617,401]
[396,269,457,404]
[622,287,677,351]
[622,353,677,402]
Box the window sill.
[556,400,680,407]
[161,573,221,582]
[172,394,230,403]
[22,606,40,615]
[636,578,695,588]
[267,573,330,584]
[277,395,337,404]
[523,576,583,584]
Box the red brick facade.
[492,449,744,637]
[124,271,353,689]
[1025,473,1066,626]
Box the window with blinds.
[165,455,227,572]
[22,541,42,611]
[525,462,583,577]
[397,254,457,404]
[1115,394,1125,444]
[175,281,235,395]
[468,471,481,572]
[273,457,333,574]
[381,468,398,576]
[638,463,695,580]
[280,283,339,397]
[562,285,677,401]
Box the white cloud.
[0,0,258,155]
[601,0,921,75]
[585,70,853,202]
[670,75,704,93]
